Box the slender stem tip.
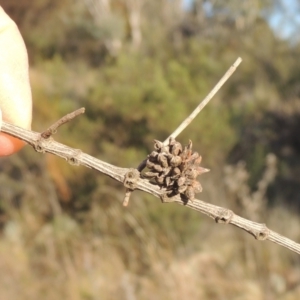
[234,57,242,66]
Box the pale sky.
[182,0,300,41]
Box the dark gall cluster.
[143,137,209,201]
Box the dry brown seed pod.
[185,168,199,179]
[191,165,210,176]
[153,140,164,151]
[171,142,183,156]
[191,180,203,193]
[179,161,189,172]
[184,178,192,186]
[149,151,159,159]
[181,148,191,161]
[144,172,158,179]
[187,139,193,150]
[170,155,182,167]
[177,176,186,186]
[165,176,172,186]
[196,166,210,175]
[153,164,163,172]
[185,186,195,201]
[154,140,170,153]
[156,176,165,184]
[165,176,174,187]
[146,160,156,169]
[157,153,169,168]
[185,166,210,179]
[162,145,170,153]
[171,167,181,176]
[162,166,172,176]
[186,152,199,163]
[166,152,173,159]
[194,155,202,165]
[166,184,174,191]
[178,184,188,193]
[169,137,176,146]
[181,140,193,158]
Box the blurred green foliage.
[2,0,300,250]
[2,0,300,241]
[1,1,300,298]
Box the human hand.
[0,6,32,156]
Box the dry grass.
[0,154,300,300]
[2,66,300,297]
[0,212,299,300]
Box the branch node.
[33,137,52,153]
[67,149,82,166]
[41,107,85,139]
[123,169,140,190]
[215,208,234,224]
[122,169,140,206]
[253,225,270,241]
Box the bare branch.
[164,57,242,144]
[126,58,242,205]
[41,107,85,139]
[1,119,300,255]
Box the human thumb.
[0,6,32,156]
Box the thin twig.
[1,119,300,255]
[2,57,298,255]
[123,190,131,207]
[164,57,242,144]
[41,107,85,139]
[123,57,242,206]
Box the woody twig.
[1,118,300,255]
[2,57,300,255]
[125,57,242,206]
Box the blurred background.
[1,0,300,299]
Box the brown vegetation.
[1,0,300,299]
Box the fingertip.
[0,132,25,156]
[0,109,26,156]
[0,7,32,156]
